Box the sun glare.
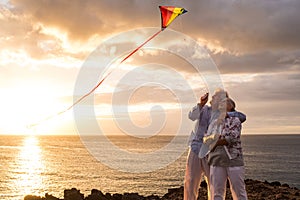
[0,85,72,135]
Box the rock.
[64,188,84,200]
[112,193,122,200]
[161,186,183,200]
[261,191,268,197]
[145,194,160,200]
[45,193,61,200]
[104,193,112,200]
[275,193,289,200]
[85,189,107,200]
[167,188,181,194]
[24,179,300,200]
[270,181,282,186]
[122,192,144,200]
[24,193,60,200]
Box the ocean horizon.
[0,134,299,200]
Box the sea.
[0,134,299,200]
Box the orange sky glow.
[1,0,299,135]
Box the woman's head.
[210,89,228,111]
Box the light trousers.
[210,166,248,200]
[184,150,211,200]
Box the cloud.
[184,0,300,53]
[9,0,159,41]
[2,0,300,72]
[211,50,300,74]
[3,0,299,54]
[220,72,300,134]
[1,0,299,135]
[0,5,97,61]
[223,72,300,102]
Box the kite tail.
[28,29,163,128]
[68,29,162,109]
[71,30,162,107]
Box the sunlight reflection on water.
[1,135,299,200]
[14,136,44,198]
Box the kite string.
[120,29,162,63]
[68,29,162,111]
[29,29,163,128]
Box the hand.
[200,93,209,106]
[211,138,228,152]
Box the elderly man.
[184,89,246,200]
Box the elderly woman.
[207,98,248,200]
[186,89,246,200]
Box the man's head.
[210,88,228,111]
[218,97,236,113]
[226,98,236,112]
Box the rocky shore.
[24,179,299,200]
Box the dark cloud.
[4,0,299,53]
[211,50,300,74]
[9,0,159,41]
[225,72,300,102]
[183,0,300,53]
[125,47,300,76]
[10,0,103,40]
[2,0,299,62]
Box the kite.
[120,6,187,63]
[159,6,188,30]
[28,6,187,128]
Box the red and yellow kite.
[120,6,187,63]
[159,6,187,30]
[29,6,187,128]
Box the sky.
[0,0,299,135]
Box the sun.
[0,84,72,135]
